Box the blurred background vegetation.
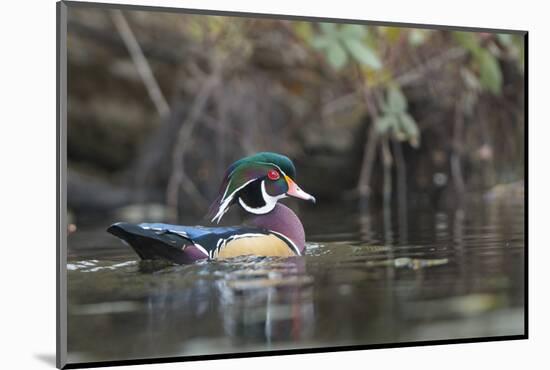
[66,7,525,225]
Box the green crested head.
[208,152,315,223]
[230,152,297,179]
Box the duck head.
[208,152,316,223]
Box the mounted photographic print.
[57,1,527,368]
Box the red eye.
[267,169,280,181]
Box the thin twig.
[68,19,196,65]
[358,124,378,198]
[392,139,408,244]
[381,137,393,195]
[451,95,466,198]
[166,74,220,221]
[381,137,393,244]
[357,79,382,199]
[395,48,466,87]
[111,10,171,119]
[322,92,358,118]
[214,83,229,193]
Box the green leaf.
[381,27,402,43]
[499,34,524,73]
[294,22,314,42]
[477,50,502,94]
[375,115,396,135]
[409,29,429,46]
[453,31,481,53]
[392,124,406,141]
[497,33,513,46]
[311,36,330,49]
[387,86,407,112]
[326,43,348,70]
[399,113,420,147]
[339,24,367,39]
[344,39,382,70]
[461,68,481,91]
[379,99,391,115]
[399,113,419,136]
[320,22,338,35]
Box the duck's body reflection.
[138,256,315,355]
[216,257,315,345]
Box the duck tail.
[107,222,195,264]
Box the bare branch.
[392,140,408,244]
[356,80,382,198]
[166,74,220,221]
[395,47,466,87]
[322,92,358,118]
[452,95,466,197]
[111,10,171,119]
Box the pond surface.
[66,197,525,364]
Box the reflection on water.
[66,197,524,363]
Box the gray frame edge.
[63,0,527,34]
[57,1,68,369]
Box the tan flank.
[216,234,296,259]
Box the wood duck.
[107,152,316,264]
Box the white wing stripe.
[268,230,301,256]
[193,243,209,257]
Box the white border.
[2,1,544,369]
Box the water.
[66,197,525,364]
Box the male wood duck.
[107,152,316,264]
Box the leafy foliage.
[408,29,431,46]
[306,24,425,148]
[453,32,503,95]
[310,23,382,71]
[376,86,420,148]
[299,24,523,155]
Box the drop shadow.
[34,353,56,367]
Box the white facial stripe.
[213,162,290,223]
[238,180,286,215]
[212,178,256,223]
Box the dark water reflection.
[66,197,524,363]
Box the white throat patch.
[238,180,286,215]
